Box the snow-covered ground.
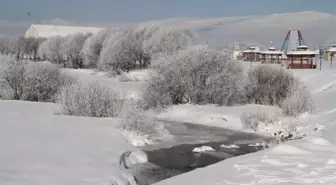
[156,104,281,131]
[0,100,138,185]
[155,67,336,185]
[62,68,146,99]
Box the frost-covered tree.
[81,29,111,68]
[61,33,91,68]
[0,36,10,55]
[141,24,195,58]
[25,37,45,61]
[143,45,245,108]
[99,30,149,73]
[38,36,65,66]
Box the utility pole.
[319,45,323,70]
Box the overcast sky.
[1,0,335,22]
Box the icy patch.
[220,144,240,149]
[192,146,216,153]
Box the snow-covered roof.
[242,50,260,53]
[24,24,104,38]
[297,45,308,49]
[260,47,283,55]
[242,46,260,53]
[260,50,284,55]
[326,46,336,52]
[286,50,317,55]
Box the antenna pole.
[319,45,323,70]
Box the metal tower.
[280,29,307,54]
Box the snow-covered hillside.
[155,66,336,185]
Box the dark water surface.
[126,121,272,185]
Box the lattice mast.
[280,29,306,54]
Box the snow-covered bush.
[244,65,315,116]
[57,82,124,117]
[38,36,65,66]
[245,65,299,106]
[0,55,24,99]
[281,85,315,116]
[240,108,282,131]
[119,99,170,145]
[143,45,245,108]
[61,33,91,68]
[81,29,111,68]
[0,56,68,102]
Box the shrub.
[244,65,315,116]
[143,45,245,109]
[281,86,315,116]
[57,82,124,117]
[119,100,169,139]
[240,108,282,131]
[0,56,25,100]
[244,65,299,106]
[0,56,67,102]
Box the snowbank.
[0,100,136,185]
[156,104,281,131]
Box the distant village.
[232,29,336,69]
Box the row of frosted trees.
[0,23,195,73]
